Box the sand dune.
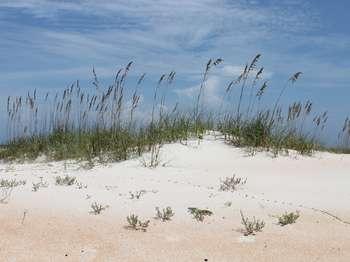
[0,135,349,261]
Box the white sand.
[0,135,349,261]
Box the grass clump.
[90,202,108,215]
[188,207,213,222]
[240,210,265,236]
[0,178,26,203]
[55,175,76,186]
[126,214,150,232]
[140,143,162,168]
[219,175,247,192]
[0,178,26,188]
[219,115,317,156]
[75,181,87,189]
[155,206,175,221]
[278,211,300,226]
[129,190,146,200]
[1,61,198,162]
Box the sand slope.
[0,135,349,261]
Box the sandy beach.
[0,135,349,261]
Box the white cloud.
[221,65,243,78]
[0,0,347,92]
[174,76,223,108]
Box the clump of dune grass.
[188,207,213,222]
[240,210,265,236]
[0,178,26,203]
[224,201,232,207]
[1,62,200,162]
[155,206,175,221]
[278,211,300,226]
[90,202,108,215]
[334,117,350,152]
[219,175,247,192]
[55,175,76,186]
[218,57,323,155]
[129,190,146,200]
[0,178,26,188]
[140,143,162,168]
[219,111,317,156]
[126,214,150,232]
[75,181,87,189]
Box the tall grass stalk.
[1,55,348,162]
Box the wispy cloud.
[0,0,349,105]
[174,76,223,108]
[0,0,320,73]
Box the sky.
[0,0,349,144]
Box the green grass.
[1,55,349,162]
[219,116,317,155]
[188,207,213,222]
[278,211,300,226]
[0,117,202,162]
[240,210,265,236]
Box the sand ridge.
[0,136,349,261]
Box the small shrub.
[188,207,213,222]
[0,179,26,188]
[155,206,175,221]
[127,214,139,229]
[129,190,146,199]
[90,202,108,215]
[0,178,26,203]
[219,175,247,192]
[75,181,87,189]
[240,210,265,236]
[278,211,300,226]
[126,214,150,232]
[55,175,76,186]
[140,144,162,168]
[224,201,232,207]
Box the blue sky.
[0,0,349,144]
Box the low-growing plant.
[240,210,265,236]
[0,178,26,203]
[188,207,213,222]
[75,181,87,189]
[55,175,76,186]
[0,178,26,188]
[155,206,175,221]
[278,211,300,226]
[224,201,232,207]
[90,202,108,215]
[140,143,162,168]
[219,175,247,192]
[126,214,150,232]
[129,190,146,199]
[32,177,49,192]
